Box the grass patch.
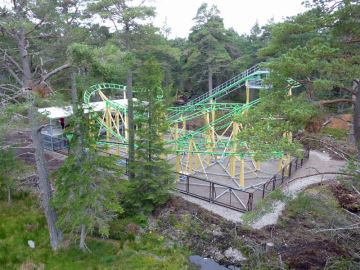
[321,127,348,140]
[0,194,192,270]
[241,189,288,225]
[281,186,345,227]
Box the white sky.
[152,0,307,38]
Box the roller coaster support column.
[255,161,261,171]
[246,80,250,104]
[211,100,216,161]
[229,121,239,177]
[240,156,245,188]
[182,114,186,134]
[115,111,120,155]
[105,106,111,142]
[174,123,181,180]
[285,132,292,176]
[186,139,194,175]
[204,110,211,165]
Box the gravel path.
[250,150,346,229]
[178,151,346,225]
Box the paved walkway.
[178,151,346,224]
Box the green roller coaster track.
[83,64,272,156]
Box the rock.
[266,242,275,253]
[224,247,247,262]
[189,255,228,270]
[126,223,144,235]
[213,250,225,261]
[212,227,223,237]
[28,240,35,249]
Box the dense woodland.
[0,0,360,269]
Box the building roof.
[38,99,129,119]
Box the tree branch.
[41,63,71,82]
[3,63,23,85]
[0,48,23,72]
[319,99,354,106]
[26,16,47,36]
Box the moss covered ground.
[0,193,192,270]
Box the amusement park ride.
[39,63,300,192]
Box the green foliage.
[260,1,360,98]
[340,159,360,191]
[0,147,28,203]
[123,59,174,214]
[241,189,288,224]
[321,127,348,140]
[0,195,191,270]
[284,188,340,220]
[236,91,318,160]
[52,99,124,245]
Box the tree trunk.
[353,80,360,152]
[70,70,78,104]
[28,104,63,250]
[17,29,32,89]
[208,65,213,96]
[127,70,135,180]
[79,224,86,251]
[19,26,62,251]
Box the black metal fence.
[174,173,254,212]
[249,149,310,210]
[95,147,310,213]
[174,149,310,212]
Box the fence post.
[288,162,292,177]
[262,183,266,198]
[186,175,190,193]
[281,168,285,183]
[247,193,254,211]
[295,158,298,170]
[272,176,276,191]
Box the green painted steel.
[168,64,269,120]
[83,64,270,155]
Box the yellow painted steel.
[239,158,245,187]
[182,114,186,133]
[105,107,111,142]
[255,160,261,171]
[204,111,212,165]
[278,158,284,172]
[246,81,250,104]
[124,113,129,140]
[186,139,194,174]
[229,121,239,177]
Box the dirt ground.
[4,129,66,172]
[153,183,360,269]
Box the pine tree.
[52,90,123,251]
[0,148,26,205]
[123,58,173,213]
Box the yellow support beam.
[186,139,194,175]
[182,114,186,133]
[175,154,181,181]
[255,160,261,171]
[229,121,239,177]
[124,113,129,141]
[105,107,111,142]
[246,81,250,104]
[204,111,211,165]
[239,158,245,187]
